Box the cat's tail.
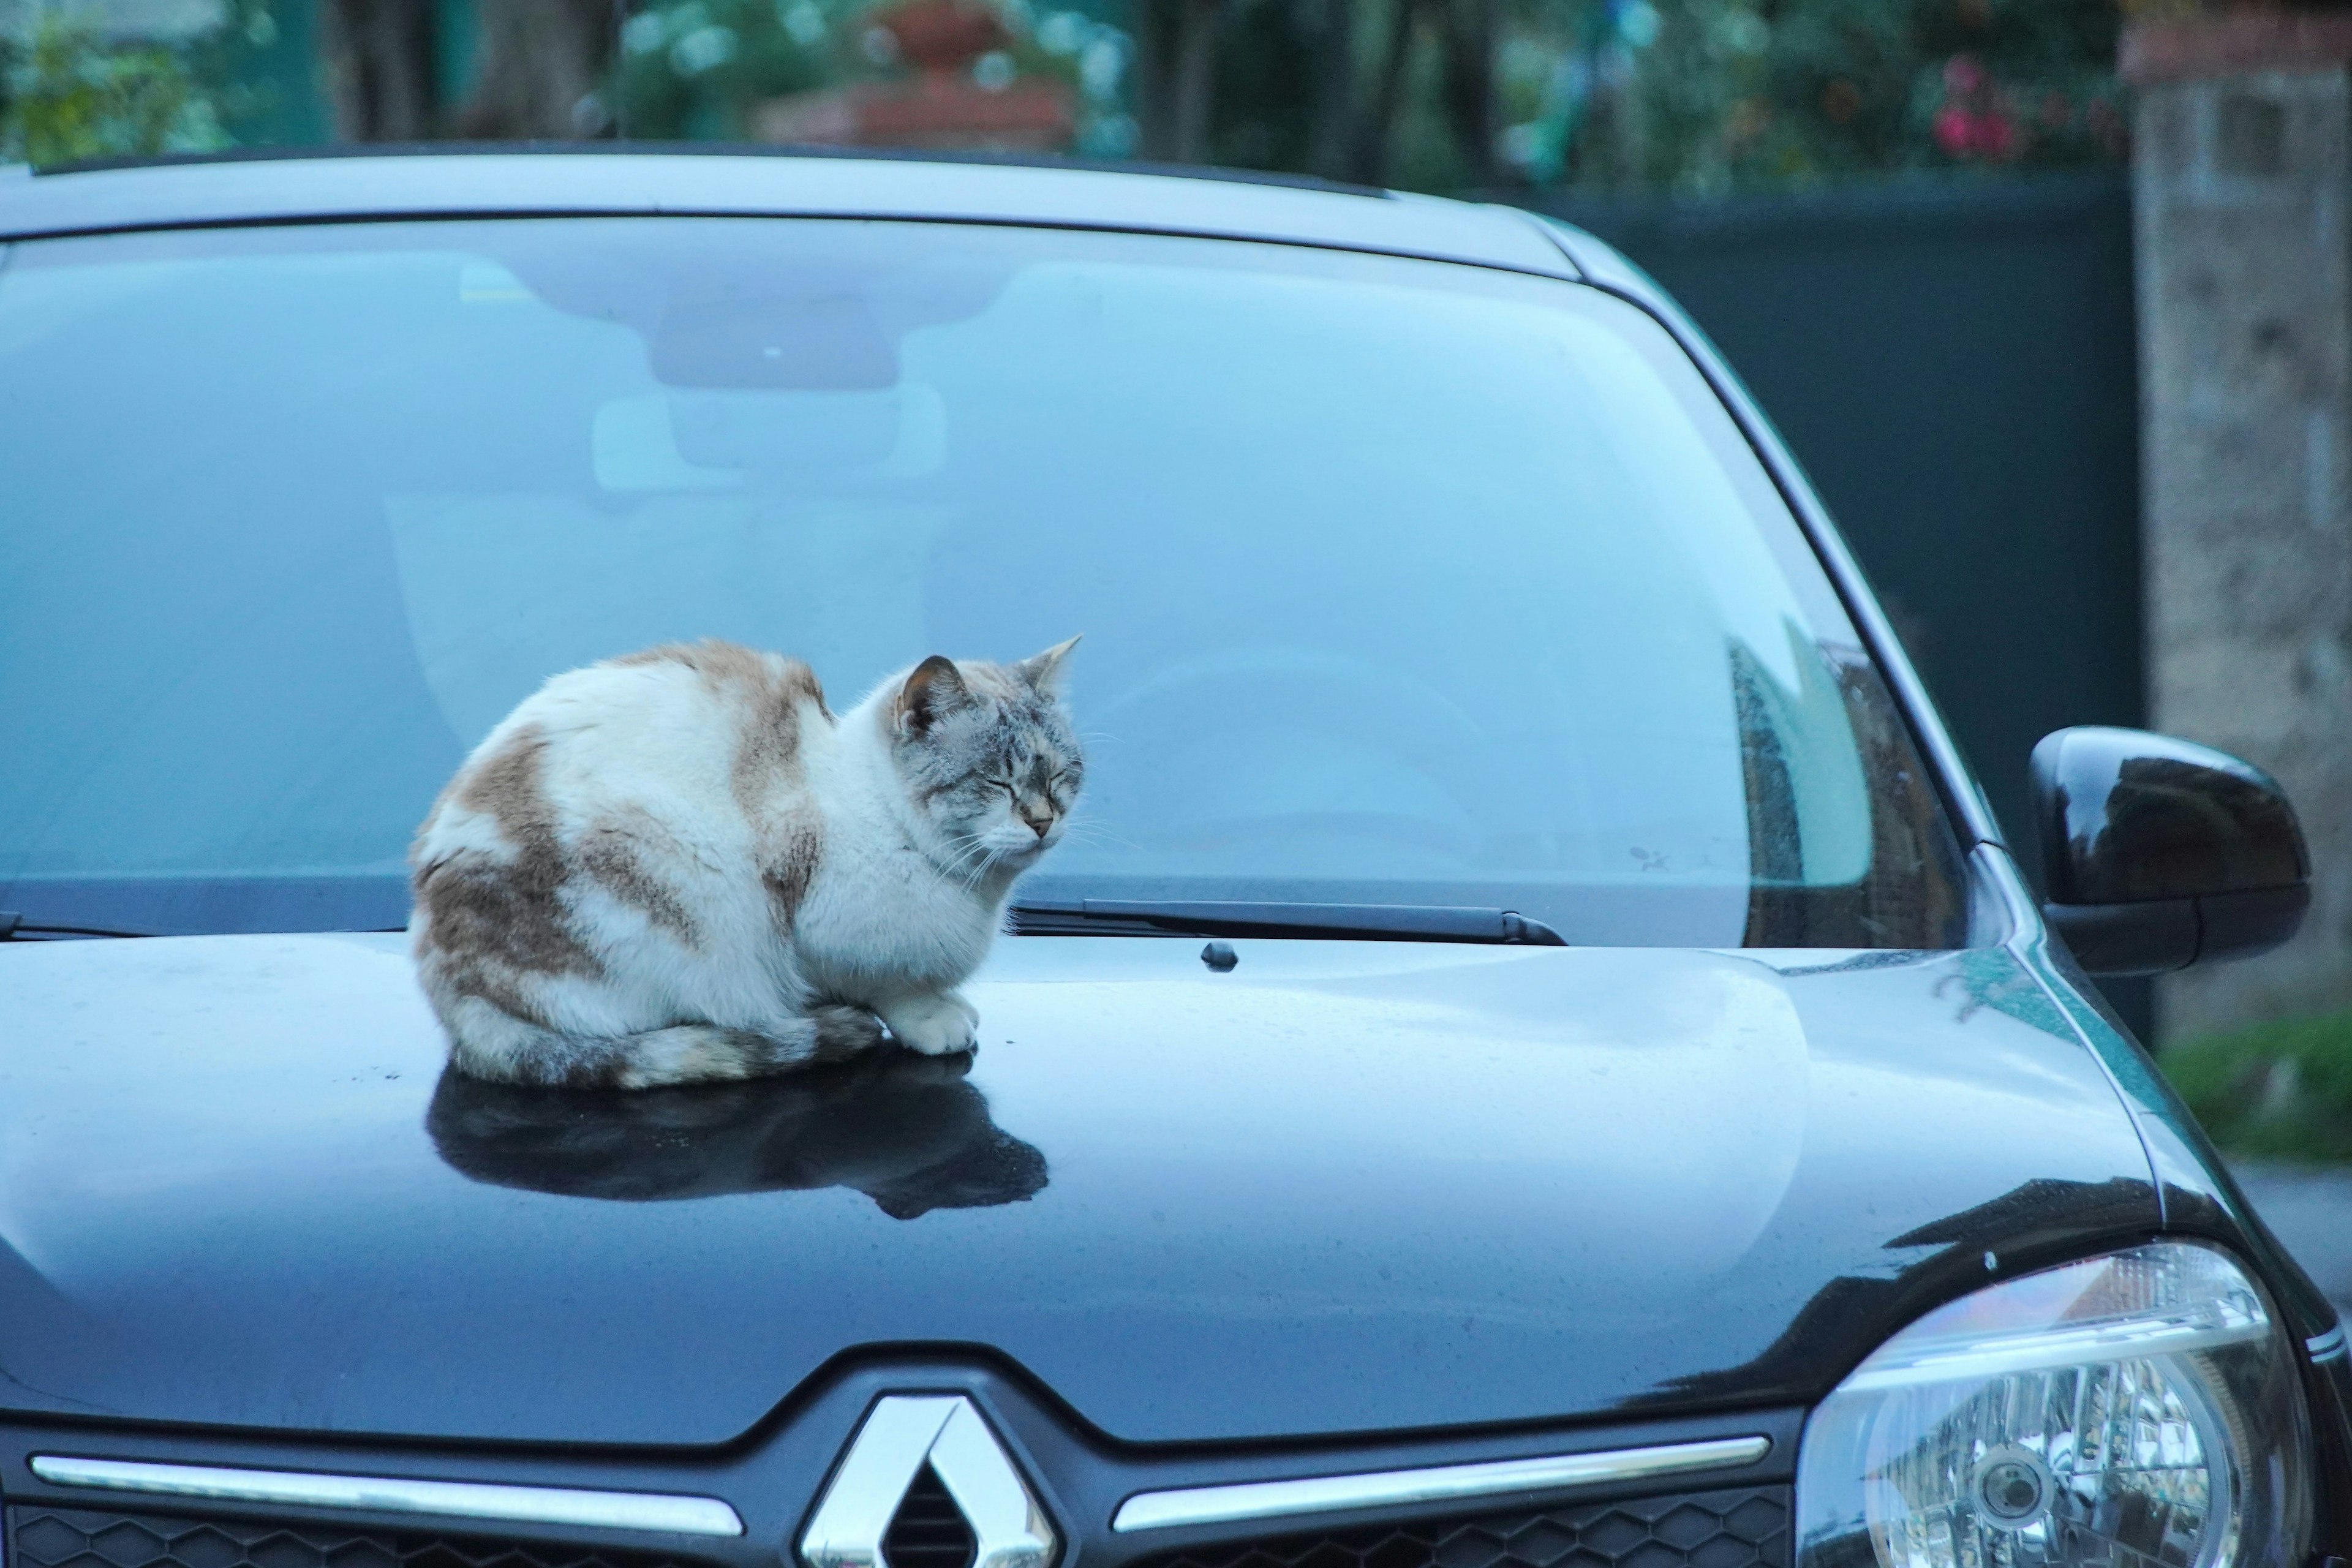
[443,1000,886,1089]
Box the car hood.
[0,932,2155,1447]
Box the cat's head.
[888,637,1083,870]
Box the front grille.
[881,1465,977,1568]
[9,1507,714,1568]
[1126,1487,1792,1568]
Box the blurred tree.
[617,0,830,141]
[457,0,617,135]
[318,0,617,139]
[1357,1,1422,181]
[1163,0,1495,186]
[616,0,1110,149]
[1361,0,1499,186]
[1193,0,1306,169]
[1,10,230,165]
[1428,0,1498,183]
[1298,0,1355,176]
[11,0,2133,186]
[320,0,438,140]
[1149,0,2130,194]
[1133,0,1218,160]
[1494,0,2128,193]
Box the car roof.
[0,145,1585,279]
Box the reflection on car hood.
[0,933,2154,1446]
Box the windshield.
[0,214,1965,947]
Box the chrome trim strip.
[2310,1325,2347,1362]
[28,1457,744,1539]
[1110,1436,1772,1534]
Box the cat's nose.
[1019,806,1054,838]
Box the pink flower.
[1932,103,2019,161]
[1933,105,1977,157]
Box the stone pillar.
[2125,15,2352,1042]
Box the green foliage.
[616,0,834,141]
[615,0,1107,148]
[1,12,230,168]
[1520,0,2130,193]
[197,0,316,150]
[1185,0,2127,196]
[0,0,2124,189]
[2164,1012,2352,1167]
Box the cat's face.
[891,638,1083,870]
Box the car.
[0,146,2344,1568]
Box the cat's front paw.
[882,994,979,1056]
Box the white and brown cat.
[409,638,1081,1088]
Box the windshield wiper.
[1008,900,1566,944]
[0,911,154,940]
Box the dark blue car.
[0,149,2342,1568]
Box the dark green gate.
[1515,173,2142,856]
[1512,173,2146,1024]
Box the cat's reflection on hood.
[426,1050,1047,1219]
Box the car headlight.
[1796,1242,2311,1568]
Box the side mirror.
[2030,726,2309,976]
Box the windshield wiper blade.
[1008,900,1566,944]
[0,911,154,940]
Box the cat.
[409,636,1081,1088]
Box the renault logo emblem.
[801,1396,1057,1568]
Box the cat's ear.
[1014,635,1081,695]
[895,655,971,737]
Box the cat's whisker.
[1058,813,1142,852]
[921,833,992,894]
[944,847,995,890]
[933,831,1009,897]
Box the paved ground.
[2231,1161,2352,1316]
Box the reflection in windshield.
[427,1049,1047,1218]
[0,217,1967,947]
